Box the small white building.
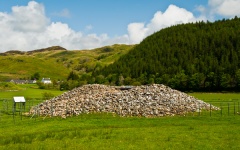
[41,78,52,84]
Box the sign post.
[13,96,26,120]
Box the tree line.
[89,17,240,92]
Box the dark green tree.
[31,72,40,80]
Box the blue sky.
[0,0,239,52]
[0,0,209,36]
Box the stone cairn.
[29,84,219,118]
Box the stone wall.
[30,84,219,118]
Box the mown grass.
[0,92,240,150]
[0,113,239,150]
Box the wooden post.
[20,103,22,120]
[238,102,240,113]
[13,102,15,123]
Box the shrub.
[42,92,55,100]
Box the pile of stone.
[29,84,219,118]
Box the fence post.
[238,101,239,114]
[12,102,15,123]
[20,103,22,120]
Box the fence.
[199,99,240,117]
[0,98,44,121]
[0,98,43,113]
[0,98,240,122]
[188,101,240,117]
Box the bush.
[60,81,69,91]
[42,92,55,100]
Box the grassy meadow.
[0,84,65,99]
[0,44,134,81]
[0,87,240,149]
[189,92,240,102]
[0,113,239,150]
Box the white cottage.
[41,78,52,84]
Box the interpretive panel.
[13,96,26,102]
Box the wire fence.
[200,98,240,116]
[0,98,240,122]
[0,98,43,113]
[195,101,240,117]
[0,98,44,121]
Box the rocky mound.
[30,84,219,118]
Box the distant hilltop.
[0,46,67,56]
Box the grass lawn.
[0,113,240,150]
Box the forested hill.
[93,17,240,91]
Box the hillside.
[94,17,240,91]
[0,44,134,81]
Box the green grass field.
[0,90,240,150]
[0,84,65,99]
[0,113,239,150]
[189,92,240,102]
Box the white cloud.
[10,1,49,32]
[209,0,240,17]
[128,23,148,44]
[52,8,71,18]
[0,1,205,52]
[127,5,203,44]
[0,1,128,52]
